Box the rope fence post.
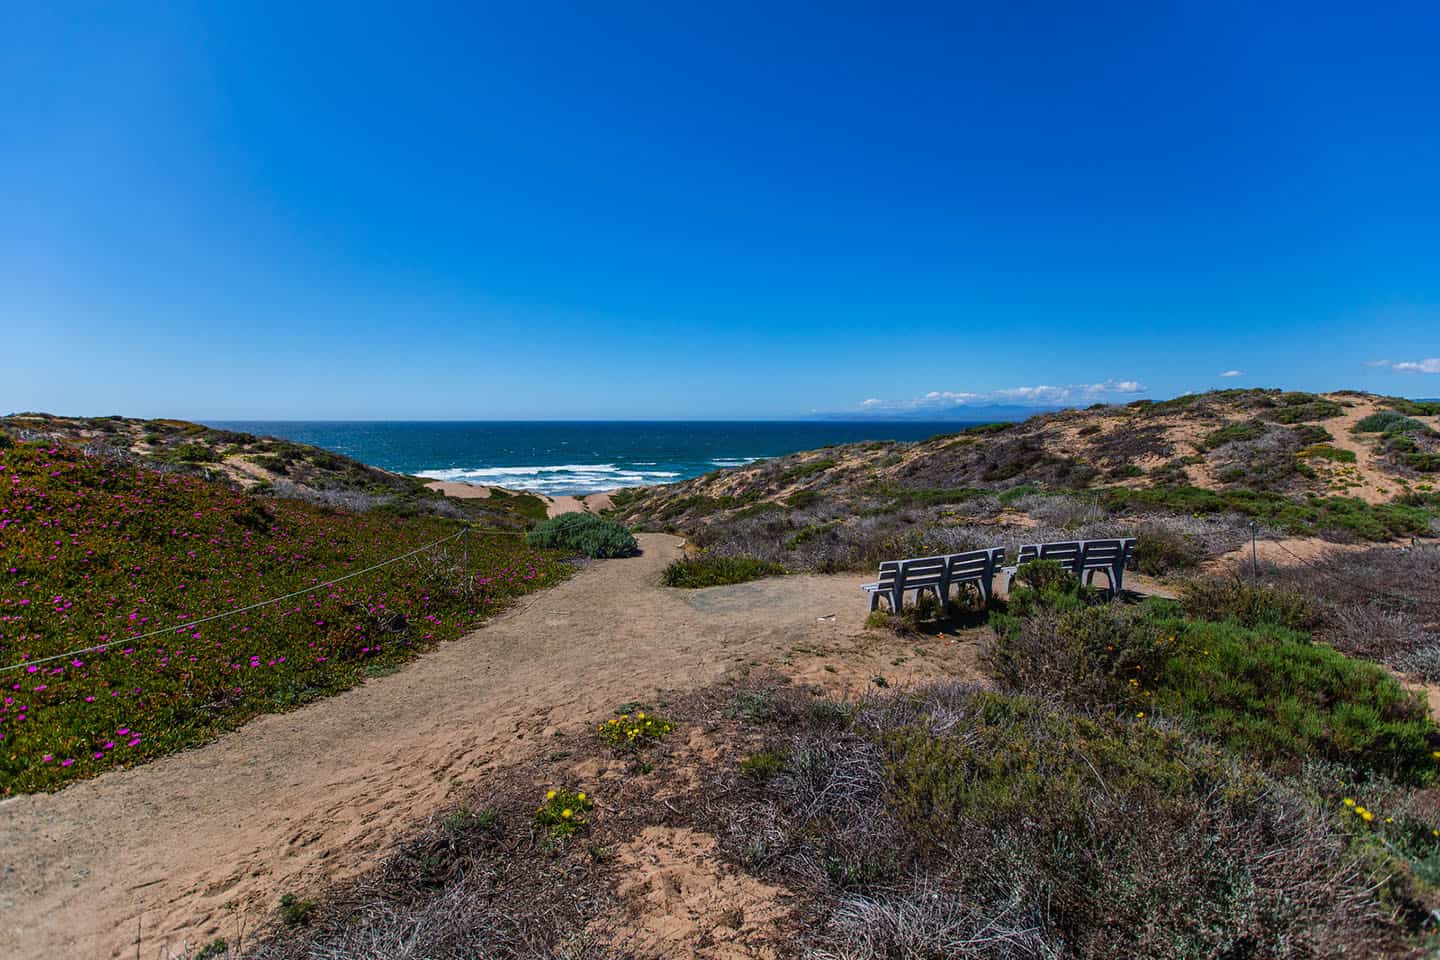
[1250,521,1259,579]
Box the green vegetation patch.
[779,457,838,483]
[1202,420,1266,449]
[0,442,571,794]
[1299,443,1357,463]
[1103,485,1438,541]
[987,590,1434,782]
[525,512,637,558]
[662,553,785,588]
[1383,398,1440,417]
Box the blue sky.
[3,2,1437,419]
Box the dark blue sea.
[206,421,975,495]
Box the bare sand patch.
[603,826,790,959]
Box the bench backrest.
[946,548,995,582]
[872,560,900,590]
[1038,541,1083,569]
[1080,538,1133,568]
[899,555,947,586]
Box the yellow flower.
[1431,829,1438,837]
[637,711,646,720]
[1343,798,1356,807]
[1386,817,1394,823]
[1361,810,1375,822]
[561,808,573,819]
[1135,712,1145,719]
[545,790,557,800]
[577,792,586,801]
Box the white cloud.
[1368,358,1440,374]
[1219,370,1243,378]
[858,379,1146,412]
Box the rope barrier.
[1,527,470,674]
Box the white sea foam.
[416,463,681,495]
[709,457,758,467]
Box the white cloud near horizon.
[859,379,1146,411]
[1367,358,1440,374]
[1219,370,1243,378]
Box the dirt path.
[0,535,952,959]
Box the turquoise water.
[207,421,974,495]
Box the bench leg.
[869,591,880,613]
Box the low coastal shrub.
[1356,411,1427,434]
[1152,617,1433,781]
[661,553,784,587]
[1179,577,1320,629]
[525,512,637,558]
[715,682,1405,957]
[1131,521,1207,574]
[987,590,1432,782]
[1103,485,1439,540]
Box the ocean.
[206,421,976,495]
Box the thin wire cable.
[1,527,469,673]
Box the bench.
[861,548,1005,612]
[1075,537,1137,593]
[1003,537,1137,594]
[947,546,1007,607]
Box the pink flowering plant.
[0,442,570,793]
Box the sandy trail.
[0,535,890,959]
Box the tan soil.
[603,827,790,959]
[0,534,968,959]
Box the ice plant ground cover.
[0,441,571,794]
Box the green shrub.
[1267,395,1343,423]
[990,595,1433,782]
[1151,617,1433,781]
[1356,411,1425,434]
[1132,524,1206,575]
[525,512,637,558]
[780,457,837,483]
[278,893,317,926]
[784,489,819,509]
[661,553,784,587]
[1179,578,1319,630]
[740,750,788,782]
[963,421,1013,435]
[885,691,1228,832]
[1403,452,1440,473]
[1299,444,1357,463]
[1103,485,1439,541]
[1383,398,1440,417]
[1293,424,1335,444]
[1202,420,1265,449]
[986,602,1166,711]
[1012,558,1077,594]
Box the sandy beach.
[424,480,614,518]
